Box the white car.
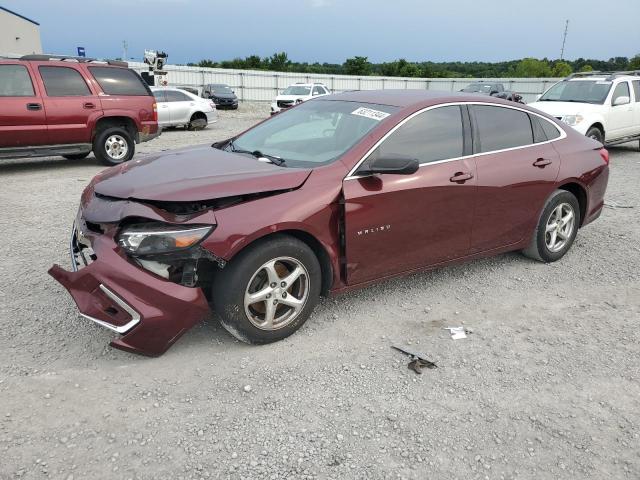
[529,72,640,146]
[151,87,217,130]
[270,83,330,115]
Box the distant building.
[0,6,42,56]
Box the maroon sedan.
[49,90,609,356]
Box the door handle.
[533,158,552,168]
[83,102,96,109]
[449,172,474,183]
[26,103,42,111]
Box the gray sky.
[4,0,639,64]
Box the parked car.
[270,82,329,115]
[203,83,238,109]
[49,90,609,356]
[0,55,159,165]
[528,71,640,147]
[175,85,202,97]
[461,82,524,103]
[151,87,217,130]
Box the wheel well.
[224,230,333,296]
[94,117,137,142]
[558,183,587,226]
[190,111,207,120]
[588,122,605,139]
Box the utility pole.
[560,20,569,60]
[122,40,128,61]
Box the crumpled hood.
[93,145,312,202]
[528,101,604,118]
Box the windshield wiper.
[227,140,286,166]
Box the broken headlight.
[117,222,214,256]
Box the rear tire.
[188,113,207,131]
[522,190,580,263]
[62,152,90,160]
[93,127,135,166]
[212,235,321,344]
[586,126,604,143]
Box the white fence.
[129,62,560,104]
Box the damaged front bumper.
[48,221,210,356]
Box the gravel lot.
[1,102,639,480]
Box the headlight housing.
[562,114,584,126]
[117,222,214,256]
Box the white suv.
[270,83,330,115]
[529,72,640,147]
[151,87,217,130]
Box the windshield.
[282,86,312,96]
[229,100,398,167]
[539,80,612,104]
[462,83,493,93]
[212,85,233,93]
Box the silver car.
[151,87,217,130]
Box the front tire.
[188,113,207,131]
[93,127,135,166]
[212,235,321,344]
[522,190,580,263]
[586,126,604,143]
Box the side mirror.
[362,155,419,175]
[490,90,499,95]
[613,95,630,106]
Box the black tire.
[212,235,321,344]
[188,113,207,131]
[93,127,135,166]
[522,190,581,263]
[62,152,90,160]
[586,126,604,143]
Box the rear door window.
[631,80,640,102]
[370,105,464,165]
[473,105,533,152]
[88,67,150,96]
[0,64,35,96]
[39,66,91,96]
[165,90,191,102]
[153,90,166,102]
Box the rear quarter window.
[0,64,35,96]
[539,117,562,140]
[473,105,533,152]
[88,67,150,96]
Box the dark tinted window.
[0,65,34,96]
[39,66,91,96]
[633,81,640,103]
[530,115,547,143]
[313,86,323,95]
[539,117,561,140]
[473,105,533,152]
[152,90,166,102]
[372,106,464,164]
[89,67,149,95]
[165,90,190,102]
[612,81,630,104]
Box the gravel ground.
[1,103,639,480]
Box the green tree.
[630,55,640,70]
[552,61,572,77]
[267,52,291,71]
[579,64,594,72]
[197,59,216,68]
[343,56,372,76]
[514,58,552,77]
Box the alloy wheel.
[104,134,128,161]
[244,257,310,330]
[545,202,575,253]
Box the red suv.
[0,55,160,165]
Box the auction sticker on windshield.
[351,107,390,121]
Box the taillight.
[152,102,158,122]
[599,147,609,165]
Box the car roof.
[321,89,517,108]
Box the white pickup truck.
[529,71,640,148]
